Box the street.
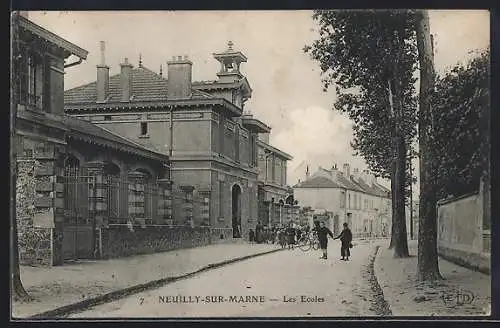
[69,242,380,318]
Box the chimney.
[120,57,133,102]
[331,163,337,170]
[353,168,359,178]
[343,163,350,178]
[96,41,110,103]
[306,165,310,179]
[167,55,193,100]
[361,169,369,182]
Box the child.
[249,229,255,243]
[317,221,334,259]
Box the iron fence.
[63,174,211,227]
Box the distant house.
[293,163,391,237]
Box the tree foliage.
[304,10,418,195]
[433,50,490,199]
[304,10,417,256]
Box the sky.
[26,10,490,193]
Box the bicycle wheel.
[298,237,311,252]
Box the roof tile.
[64,65,236,106]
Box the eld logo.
[440,289,474,307]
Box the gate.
[63,174,95,261]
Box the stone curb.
[26,247,285,319]
[368,245,392,316]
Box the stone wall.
[100,225,212,259]
[16,159,53,266]
[437,192,490,273]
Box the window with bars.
[18,50,50,112]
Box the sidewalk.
[374,240,491,316]
[12,242,282,318]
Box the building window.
[348,194,351,209]
[340,191,345,208]
[140,122,148,136]
[104,115,112,121]
[18,51,49,112]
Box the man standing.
[286,223,296,250]
[317,221,334,259]
[255,221,263,243]
[334,222,353,261]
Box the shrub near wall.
[100,225,212,259]
[16,160,53,266]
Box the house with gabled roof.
[293,163,391,237]
[64,40,291,241]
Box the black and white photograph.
[10,9,491,319]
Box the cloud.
[270,106,368,185]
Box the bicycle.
[297,232,320,252]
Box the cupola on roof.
[213,41,248,81]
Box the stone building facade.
[13,14,179,266]
[13,13,88,266]
[293,163,391,237]
[256,132,294,227]
[64,41,291,240]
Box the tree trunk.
[393,134,409,257]
[415,9,442,280]
[389,158,396,249]
[11,11,31,301]
[389,25,409,258]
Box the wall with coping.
[437,191,490,273]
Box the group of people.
[248,222,302,246]
[315,221,352,260]
[248,220,353,261]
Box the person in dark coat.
[278,228,286,248]
[317,221,334,259]
[296,227,302,242]
[249,229,255,243]
[286,223,296,249]
[255,221,263,243]
[334,222,353,261]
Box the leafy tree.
[433,50,490,199]
[304,10,417,257]
[415,9,442,281]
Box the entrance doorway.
[231,184,242,238]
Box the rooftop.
[64,115,168,162]
[294,166,390,198]
[17,14,88,59]
[64,66,215,105]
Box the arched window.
[104,162,121,223]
